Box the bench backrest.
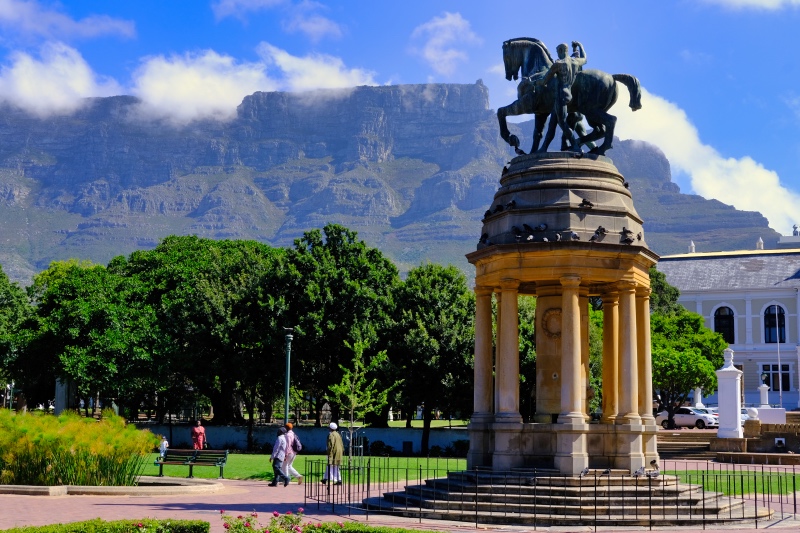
[161,449,196,463]
[192,449,229,465]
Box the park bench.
[155,449,229,478]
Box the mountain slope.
[0,82,779,283]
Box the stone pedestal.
[717,348,743,439]
[467,152,658,474]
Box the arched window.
[764,305,786,343]
[714,306,735,344]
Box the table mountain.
[0,82,779,283]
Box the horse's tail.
[612,74,642,111]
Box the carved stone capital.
[559,275,581,288]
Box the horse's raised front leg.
[497,99,527,155]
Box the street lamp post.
[283,328,294,425]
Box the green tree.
[117,236,289,432]
[11,261,159,412]
[649,266,684,315]
[328,341,398,457]
[650,310,727,424]
[0,264,29,396]
[391,263,474,453]
[518,295,537,422]
[652,346,716,428]
[285,224,399,426]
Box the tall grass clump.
[0,409,159,486]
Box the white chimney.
[756,237,764,250]
[688,240,696,253]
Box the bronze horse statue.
[497,38,642,156]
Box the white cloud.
[211,0,285,21]
[615,87,800,234]
[703,0,800,8]
[257,43,376,91]
[410,12,481,76]
[283,12,343,42]
[0,0,135,40]
[0,42,122,117]
[131,50,278,124]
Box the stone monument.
[467,37,656,475]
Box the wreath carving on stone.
[541,308,562,339]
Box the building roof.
[658,248,800,291]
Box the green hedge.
[0,519,208,533]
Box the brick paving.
[1,477,799,533]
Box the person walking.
[191,420,206,450]
[283,422,303,484]
[322,422,343,485]
[269,427,290,487]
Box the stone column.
[636,287,654,425]
[554,274,589,475]
[473,287,494,418]
[618,282,640,424]
[468,287,495,469]
[601,291,619,424]
[559,275,583,422]
[495,280,521,421]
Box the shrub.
[369,440,392,456]
[428,445,442,457]
[220,509,303,532]
[0,409,159,486]
[0,518,208,532]
[451,439,469,458]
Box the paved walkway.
[1,478,800,533]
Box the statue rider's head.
[556,43,568,59]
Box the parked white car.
[656,407,719,429]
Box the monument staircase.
[362,468,773,526]
[657,431,716,460]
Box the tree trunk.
[421,407,433,455]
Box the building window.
[764,305,786,343]
[714,306,735,344]
[762,363,791,392]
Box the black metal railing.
[303,458,799,528]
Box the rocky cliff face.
[0,82,779,283]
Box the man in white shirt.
[269,427,290,487]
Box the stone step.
[408,481,716,505]
[387,489,743,515]
[362,494,769,526]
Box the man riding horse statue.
[497,37,642,156]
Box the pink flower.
[238,515,244,519]
[223,524,230,529]
[286,511,292,515]
[251,512,258,517]
[273,511,280,517]
[137,523,143,528]
[245,522,251,528]
[220,510,225,514]
[297,507,304,513]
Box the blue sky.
[0,0,799,234]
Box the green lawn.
[140,453,466,483]
[665,470,800,496]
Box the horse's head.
[502,40,520,81]
[502,38,553,81]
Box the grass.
[665,469,800,496]
[386,419,468,428]
[139,453,466,483]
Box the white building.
[658,242,800,409]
